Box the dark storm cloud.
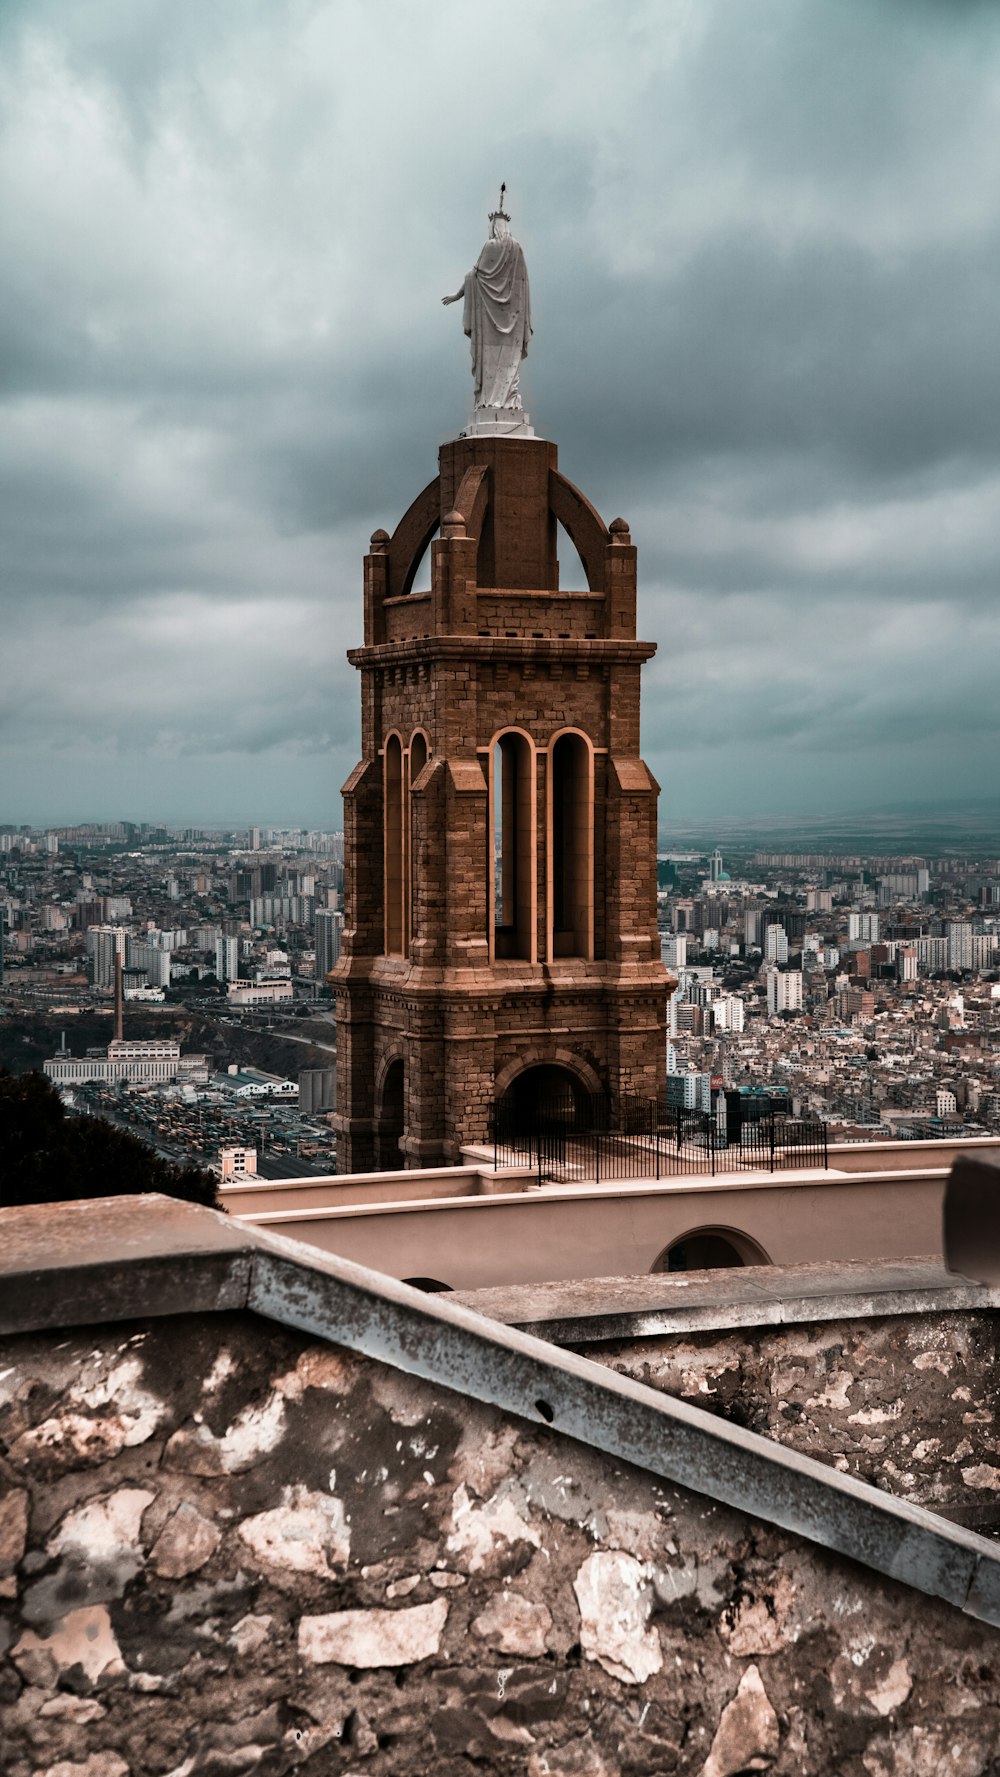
[2,0,999,825]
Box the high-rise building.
[764,924,789,964]
[709,848,723,883]
[972,934,998,970]
[946,922,974,972]
[848,912,880,943]
[661,933,687,971]
[215,936,240,983]
[744,909,763,950]
[712,995,745,1034]
[666,1071,713,1112]
[766,968,803,1016]
[315,908,344,984]
[87,925,123,990]
[878,869,930,904]
[896,945,918,982]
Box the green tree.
[0,1069,219,1210]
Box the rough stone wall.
[2,1310,1000,1776]
[585,1310,1000,1536]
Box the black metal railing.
[490,1090,828,1185]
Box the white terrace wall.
[228,1166,952,1291]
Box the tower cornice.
[347,637,657,670]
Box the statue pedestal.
[458,406,536,440]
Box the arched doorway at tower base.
[375,1058,405,1171]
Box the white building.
[712,995,745,1034]
[660,932,687,971]
[226,979,293,1007]
[915,936,948,973]
[44,1038,182,1086]
[946,922,973,971]
[86,925,124,990]
[972,934,998,971]
[848,912,880,943]
[767,969,803,1017]
[215,935,240,983]
[764,924,789,964]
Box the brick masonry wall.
[2,1312,1000,1775]
[583,1310,1000,1536]
[335,437,669,1171]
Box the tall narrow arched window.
[383,733,404,955]
[491,731,535,962]
[549,732,594,960]
[407,730,428,955]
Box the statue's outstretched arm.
[441,286,464,305]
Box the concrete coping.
[2,1194,1000,1629]
[224,1163,955,1228]
[449,1257,1000,1344]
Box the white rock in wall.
[701,1664,779,1777]
[299,1597,449,1668]
[238,1484,350,1578]
[12,1604,126,1687]
[49,1486,155,1567]
[573,1550,662,1685]
[446,1482,540,1574]
[46,1756,130,1777]
[151,1502,221,1579]
[472,1591,552,1657]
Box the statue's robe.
[463,233,532,410]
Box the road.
[263,1026,337,1057]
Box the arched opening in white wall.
[402,1277,453,1293]
[383,734,404,955]
[491,730,536,962]
[548,731,593,960]
[407,730,429,955]
[652,1227,771,1273]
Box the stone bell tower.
[331,431,670,1172]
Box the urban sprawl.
[3,822,1000,1174]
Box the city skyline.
[3,1,1000,828]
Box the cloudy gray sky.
[2,0,999,832]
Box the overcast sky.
[2,0,999,832]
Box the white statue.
[442,188,532,414]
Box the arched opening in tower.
[492,731,535,961]
[407,730,429,955]
[550,732,593,959]
[405,526,439,596]
[376,1058,406,1170]
[506,1062,589,1129]
[383,734,404,955]
[555,519,592,592]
